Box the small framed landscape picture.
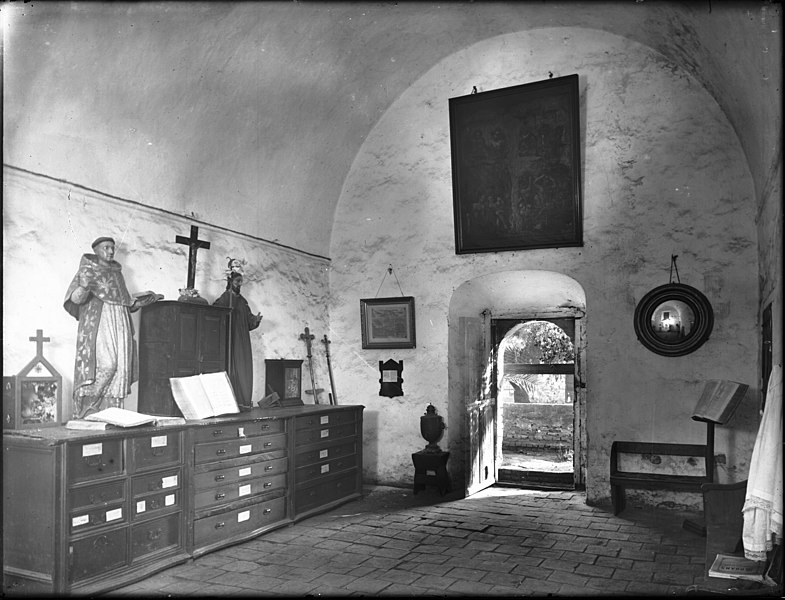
[360,297,416,350]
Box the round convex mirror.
[634,283,714,357]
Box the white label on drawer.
[321,464,330,474]
[136,500,146,513]
[239,484,251,497]
[320,429,329,438]
[319,449,329,459]
[72,514,89,527]
[165,494,175,506]
[150,435,167,448]
[239,444,252,454]
[106,508,122,522]
[239,467,252,477]
[238,427,245,438]
[237,510,250,522]
[320,415,329,425]
[82,443,102,457]
[161,475,178,488]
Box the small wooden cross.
[175,225,211,289]
[29,329,50,358]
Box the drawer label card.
[161,475,178,488]
[72,514,89,527]
[320,429,329,438]
[238,510,250,523]
[239,444,252,454]
[320,415,329,425]
[239,467,252,477]
[82,443,102,457]
[106,508,122,522]
[137,501,146,513]
[319,449,329,459]
[238,427,245,438]
[150,435,168,448]
[165,494,175,506]
[239,484,251,497]
[321,464,330,474]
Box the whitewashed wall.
[2,167,331,419]
[329,29,760,507]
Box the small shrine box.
[3,330,63,429]
[265,359,304,407]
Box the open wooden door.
[462,312,497,497]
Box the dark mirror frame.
[633,283,714,357]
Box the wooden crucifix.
[175,225,211,289]
[29,329,51,358]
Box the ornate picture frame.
[360,297,416,349]
[449,74,583,254]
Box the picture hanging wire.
[669,254,681,284]
[375,264,406,297]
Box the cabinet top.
[3,404,365,445]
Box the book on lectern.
[169,371,240,420]
[692,380,749,425]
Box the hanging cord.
[669,254,681,284]
[375,264,406,297]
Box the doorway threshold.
[497,467,575,491]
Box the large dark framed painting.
[449,74,583,254]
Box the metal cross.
[175,225,211,289]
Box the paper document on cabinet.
[169,371,239,420]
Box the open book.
[692,380,749,424]
[66,407,158,429]
[708,553,767,582]
[134,290,165,308]
[169,371,240,420]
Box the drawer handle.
[215,493,226,500]
[151,447,165,457]
[265,465,274,471]
[261,424,271,430]
[215,522,226,529]
[263,442,273,448]
[212,429,224,436]
[147,528,162,541]
[214,474,226,481]
[148,481,162,491]
[88,491,110,504]
[216,449,227,455]
[149,498,161,509]
[263,508,271,514]
[93,535,110,549]
[89,514,105,526]
[263,482,272,488]
[83,455,102,467]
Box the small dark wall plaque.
[379,359,404,397]
[265,359,304,406]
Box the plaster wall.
[329,29,760,506]
[2,167,332,418]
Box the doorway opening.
[494,318,578,490]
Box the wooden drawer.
[295,454,358,484]
[193,456,288,490]
[68,527,128,583]
[69,501,127,535]
[193,473,287,511]
[191,419,284,443]
[295,422,357,445]
[131,512,182,560]
[295,439,358,466]
[295,411,357,430]
[67,439,124,483]
[193,433,287,464]
[70,480,126,511]
[133,489,181,520]
[193,495,287,548]
[295,470,359,515]
[131,467,182,497]
[131,432,181,471]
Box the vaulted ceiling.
[3,1,781,256]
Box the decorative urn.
[420,403,445,453]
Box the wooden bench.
[610,441,713,515]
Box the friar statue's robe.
[213,290,262,409]
[64,254,139,418]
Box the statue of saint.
[64,236,158,418]
[213,259,262,409]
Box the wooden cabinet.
[3,405,363,595]
[3,427,188,595]
[137,301,231,416]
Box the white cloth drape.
[742,364,783,561]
